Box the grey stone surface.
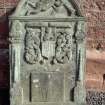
[9,0,86,105]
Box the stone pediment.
[12,0,83,17]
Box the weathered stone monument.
[9,0,86,105]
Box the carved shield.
[42,41,55,58]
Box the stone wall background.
[82,0,105,90]
[0,0,105,105]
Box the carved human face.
[57,35,63,45]
[54,0,62,7]
[33,0,55,11]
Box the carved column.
[9,20,25,84]
[74,21,86,104]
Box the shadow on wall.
[0,7,16,105]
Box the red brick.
[9,0,20,7]
[6,8,15,16]
[86,39,105,50]
[82,0,100,11]
[82,0,105,11]
[85,73,103,90]
[87,26,105,39]
[0,0,4,8]
[4,0,11,7]
[84,10,105,27]
[85,59,105,90]
[95,0,105,11]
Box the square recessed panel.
[32,72,64,102]
[22,72,64,102]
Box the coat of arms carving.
[24,24,74,64]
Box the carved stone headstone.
[9,0,86,105]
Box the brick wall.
[82,0,105,90]
[82,0,105,50]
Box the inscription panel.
[22,72,64,102]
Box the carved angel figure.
[52,0,75,16]
[55,31,71,64]
[26,0,55,15]
[25,28,41,64]
[26,0,75,16]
